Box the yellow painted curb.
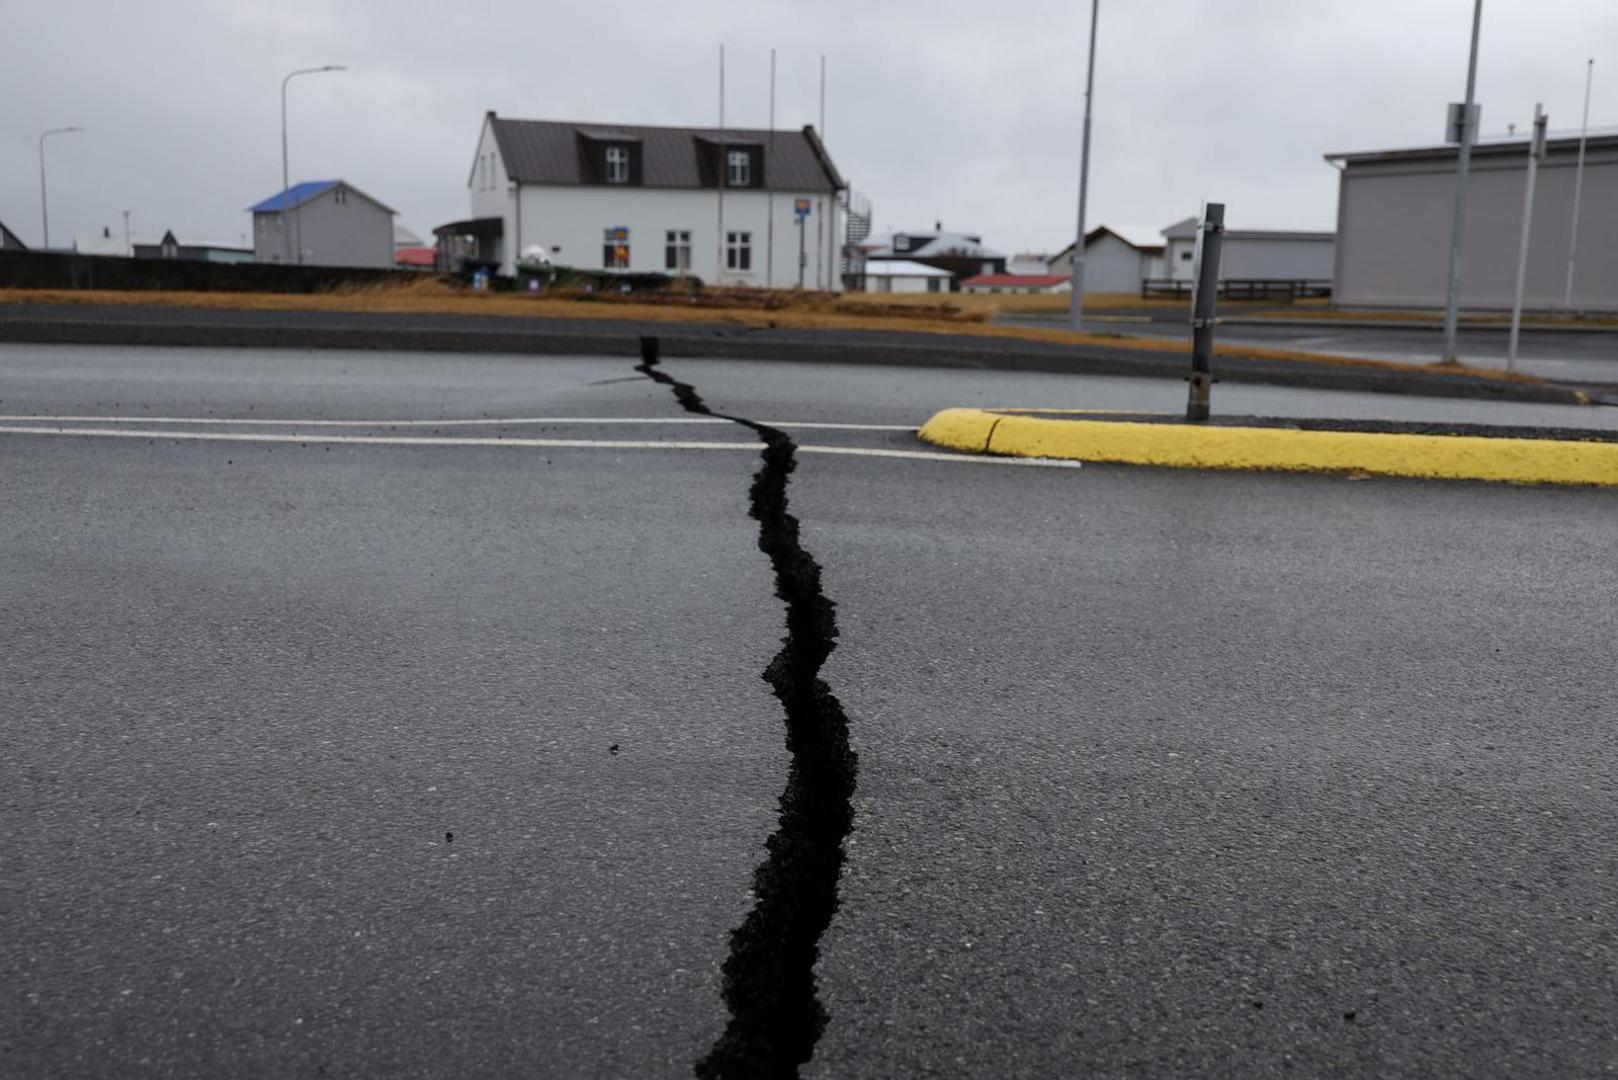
[917,408,1618,488]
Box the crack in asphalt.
[634,336,859,1079]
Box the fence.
[1141,278,1331,302]
[0,250,420,293]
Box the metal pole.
[280,66,346,265]
[717,44,726,286]
[1564,58,1594,311]
[798,214,806,289]
[1441,0,1484,363]
[1067,0,1100,330]
[38,126,83,250]
[1187,203,1225,422]
[817,53,827,291]
[1508,105,1546,370]
[766,48,776,288]
[122,210,131,255]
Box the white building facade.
[461,112,844,289]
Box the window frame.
[603,227,630,270]
[605,146,630,184]
[726,149,751,187]
[665,229,692,272]
[725,229,752,272]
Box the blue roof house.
[249,179,395,268]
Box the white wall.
[1165,234,1334,282]
[864,274,946,294]
[513,184,842,289]
[468,118,515,266]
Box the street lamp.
[1440,0,1484,364]
[39,126,84,250]
[280,65,346,264]
[1067,0,1101,331]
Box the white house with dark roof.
[1049,225,1167,293]
[249,180,395,268]
[451,111,845,288]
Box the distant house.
[1,220,29,251]
[858,259,954,294]
[74,226,132,257]
[249,180,395,267]
[447,111,844,287]
[861,230,1006,288]
[132,229,253,264]
[1049,225,1167,293]
[1007,252,1055,275]
[960,272,1071,295]
[1160,216,1334,284]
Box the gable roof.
[0,220,26,250]
[485,113,843,192]
[865,231,1004,261]
[249,180,396,215]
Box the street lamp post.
[1067,0,1101,331]
[1441,0,1484,364]
[39,126,84,250]
[280,65,346,264]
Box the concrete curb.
[917,408,1618,488]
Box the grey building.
[1049,225,1167,293]
[1160,217,1335,283]
[133,229,253,264]
[249,180,395,267]
[1326,134,1618,312]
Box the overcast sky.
[4,1,1614,255]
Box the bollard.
[640,335,659,365]
[1187,202,1225,423]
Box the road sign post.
[1187,203,1226,423]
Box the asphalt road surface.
[5,344,1617,1077]
[1003,309,1618,385]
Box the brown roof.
[487,114,843,193]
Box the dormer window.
[606,146,630,184]
[727,149,751,187]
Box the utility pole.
[1067,0,1100,331]
[1441,0,1484,364]
[280,65,345,265]
[1564,58,1594,311]
[766,48,776,288]
[38,126,84,250]
[122,210,131,255]
[1508,105,1547,370]
[717,44,726,286]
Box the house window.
[726,150,751,187]
[726,230,752,271]
[1180,250,1193,261]
[606,146,630,184]
[665,230,691,271]
[603,227,630,269]
[927,277,941,293]
[334,188,348,206]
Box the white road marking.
[0,425,1081,469]
[0,414,916,432]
